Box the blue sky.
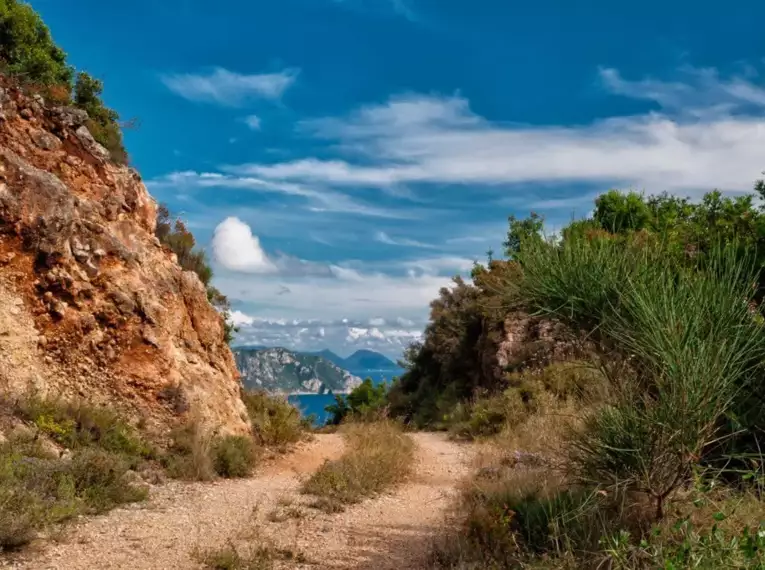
[30,0,765,357]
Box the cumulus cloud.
[212,217,278,274]
[160,67,298,106]
[212,217,335,277]
[231,68,765,195]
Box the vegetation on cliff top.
[0,0,128,162]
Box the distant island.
[232,347,401,396]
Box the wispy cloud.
[374,231,434,248]
[599,66,765,116]
[332,0,419,22]
[244,115,262,130]
[160,67,298,106]
[234,68,765,196]
[147,170,409,219]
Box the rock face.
[0,79,249,436]
[234,347,363,395]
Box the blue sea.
[288,369,403,426]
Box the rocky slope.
[0,79,249,436]
[234,347,363,394]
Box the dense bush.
[0,0,71,85]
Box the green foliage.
[0,399,150,551]
[241,390,304,447]
[68,448,147,514]
[408,181,765,569]
[211,435,258,478]
[73,71,127,164]
[0,0,72,85]
[504,212,545,257]
[15,395,154,463]
[0,2,128,163]
[325,378,388,425]
[594,190,652,233]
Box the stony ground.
[2,433,474,570]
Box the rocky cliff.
[234,347,363,395]
[0,79,249,436]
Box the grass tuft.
[302,420,414,507]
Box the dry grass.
[241,391,305,449]
[163,421,217,481]
[164,421,260,481]
[302,420,415,511]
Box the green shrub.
[68,448,147,514]
[212,435,258,478]
[0,436,146,551]
[14,395,154,463]
[302,421,414,507]
[241,390,303,447]
[73,71,127,163]
[325,378,388,425]
[0,0,72,86]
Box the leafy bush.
[73,71,127,163]
[325,378,388,425]
[0,0,72,86]
[212,435,258,478]
[68,448,147,513]
[302,421,414,510]
[415,183,765,569]
[241,390,303,447]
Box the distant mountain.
[233,347,362,395]
[343,349,398,370]
[305,349,345,368]
[304,348,398,371]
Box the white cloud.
[229,310,255,327]
[212,217,277,274]
[375,231,434,248]
[599,66,765,116]
[236,69,765,195]
[161,67,298,106]
[244,115,262,130]
[212,218,336,277]
[369,317,386,326]
[148,171,408,219]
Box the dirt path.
[2,432,473,570]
